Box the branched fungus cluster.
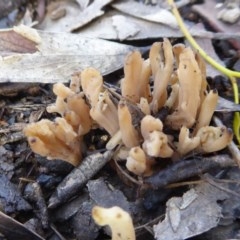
[24,39,233,175]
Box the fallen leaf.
[39,0,114,32]
[78,10,183,40]
[192,1,240,49]
[76,8,239,42]
[76,0,91,10]
[112,0,178,28]
[216,96,240,112]
[0,26,137,83]
[154,182,228,240]
[69,0,114,32]
[38,0,80,32]
[0,27,39,55]
[112,15,140,41]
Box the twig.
[144,154,236,189]
[48,150,113,208]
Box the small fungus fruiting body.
[126,146,154,176]
[118,100,140,148]
[81,67,103,106]
[194,89,218,134]
[121,51,151,103]
[90,90,119,136]
[196,126,233,152]
[92,206,136,240]
[166,47,202,129]
[176,126,200,156]
[150,39,174,113]
[24,118,81,166]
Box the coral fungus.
[24,39,233,174]
[24,118,81,166]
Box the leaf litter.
[0,0,240,240]
[0,25,138,83]
[154,181,228,240]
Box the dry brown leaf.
[0,28,39,55]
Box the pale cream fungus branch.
[47,82,92,135]
[81,67,103,106]
[64,94,92,135]
[172,43,185,67]
[164,83,179,109]
[196,126,233,152]
[47,83,75,115]
[150,38,174,113]
[140,115,163,139]
[121,51,151,103]
[141,115,173,158]
[90,91,119,136]
[193,89,218,135]
[126,146,154,176]
[118,100,140,148]
[137,97,151,115]
[92,206,136,240]
[24,118,82,166]
[166,47,202,130]
[176,126,200,156]
[81,68,119,136]
[195,51,208,100]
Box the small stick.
[144,154,236,189]
[48,151,113,208]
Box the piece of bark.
[87,178,130,211]
[24,182,48,229]
[0,174,32,213]
[71,201,99,240]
